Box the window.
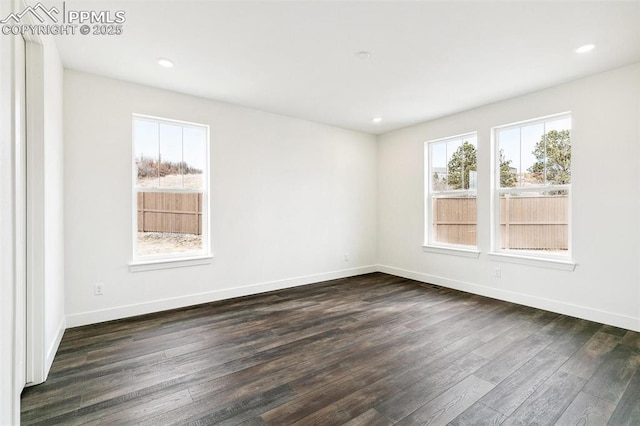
[493,113,571,258]
[425,133,478,249]
[132,115,210,262]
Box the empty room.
[1,0,640,424]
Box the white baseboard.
[377,264,640,332]
[66,265,377,328]
[44,317,66,380]
[65,263,640,332]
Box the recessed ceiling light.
[157,58,174,68]
[355,51,372,60]
[575,44,595,54]
[372,117,382,124]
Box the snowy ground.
[137,232,202,256]
[137,174,203,189]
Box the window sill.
[423,245,480,259]
[489,252,575,271]
[129,255,213,272]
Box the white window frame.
[491,112,572,264]
[129,114,212,271]
[424,132,480,256]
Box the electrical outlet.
[493,267,501,278]
[94,283,104,296]
[343,253,349,262]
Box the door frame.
[22,12,47,386]
[14,27,27,394]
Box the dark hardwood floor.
[21,273,640,425]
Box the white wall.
[42,36,66,374]
[64,70,378,326]
[378,63,640,332]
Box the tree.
[499,149,516,188]
[432,172,446,191]
[136,155,202,179]
[528,129,571,185]
[444,142,516,189]
[446,141,477,189]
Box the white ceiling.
[44,1,640,134]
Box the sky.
[134,118,206,171]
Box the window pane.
[498,128,519,188]
[495,114,571,258]
[159,124,183,188]
[499,192,568,252]
[543,125,571,185]
[183,126,206,190]
[427,133,477,248]
[521,123,544,186]
[432,195,477,246]
[446,139,462,190]
[431,142,447,192]
[462,136,477,190]
[425,134,478,246]
[134,120,160,187]
[137,191,203,256]
[134,116,209,260]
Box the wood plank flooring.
[21,272,640,425]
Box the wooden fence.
[432,197,478,246]
[433,195,568,249]
[137,192,202,235]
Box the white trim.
[133,187,204,194]
[129,255,213,272]
[491,112,573,262]
[377,265,638,332]
[424,132,479,249]
[13,30,27,399]
[493,111,572,132]
[425,130,478,145]
[25,38,46,386]
[44,317,65,381]
[422,245,480,258]
[133,113,208,129]
[132,115,211,263]
[61,262,640,342]
[432,189,477,196]
[488,252,576,271]
[67,265,377,327]
[497,184,570,194]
